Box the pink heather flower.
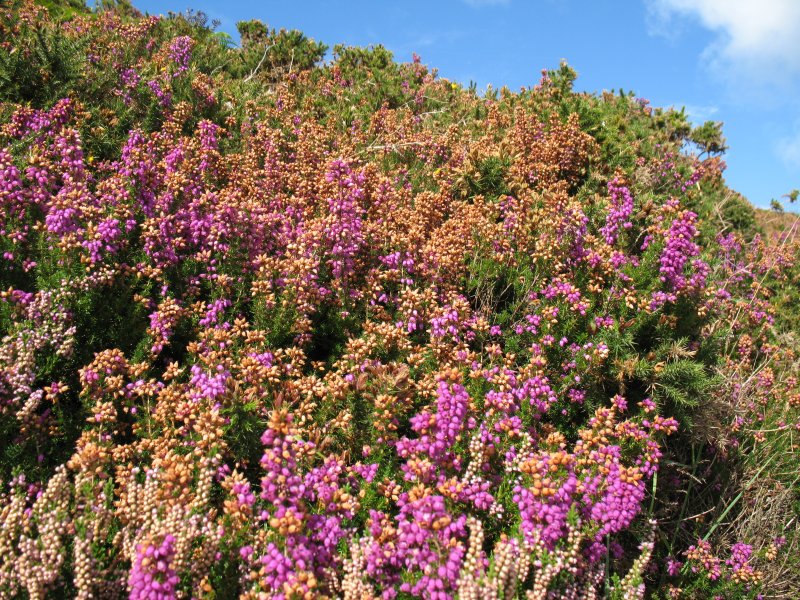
[168,36,194,77]
[129,535,180,600]
[659,210,700,291]
[666,557,683,576]
[611,394,628,412]
[601,178,634,245]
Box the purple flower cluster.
[430,305,463,340]
[514,472,578,549]
[726,542,753,572]
[120,129,160,217]
[82,217,122,264]
[0,149,28,245]
[396,381,472,482]
[584,454,645,537]
[600,178,634,245]
[659,210,699,291]
[198,298,231,327]
[518,374,558,414]
[324,159,366,283]
[197,120,220,172]
[148,80,172,108]
[395,495,467,599]
[542,280,589,315]
[252,413,354,596]
[6,98,74,139]
[118,68,141,104]
[168,36,194,77]
[357,496,468,600]
[189,364,230,403]
[129,534,180,600]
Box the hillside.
[0,2,798,599]
[755,207,799,240]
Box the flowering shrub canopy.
[0,2,798,599]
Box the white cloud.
[648,0,800,90]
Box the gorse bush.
[0,1,798,598]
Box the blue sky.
[133,0,800,209]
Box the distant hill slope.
[755,207,800,240]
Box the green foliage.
[690,120,728,157]
[0,21,84,105]
[456,155,511,199]
[333,43,394,72]
[235,19,327,78]
[36,0,88,19]
[719,193,758,240]
[653,106,692,143]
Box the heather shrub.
[0,1,797,598]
